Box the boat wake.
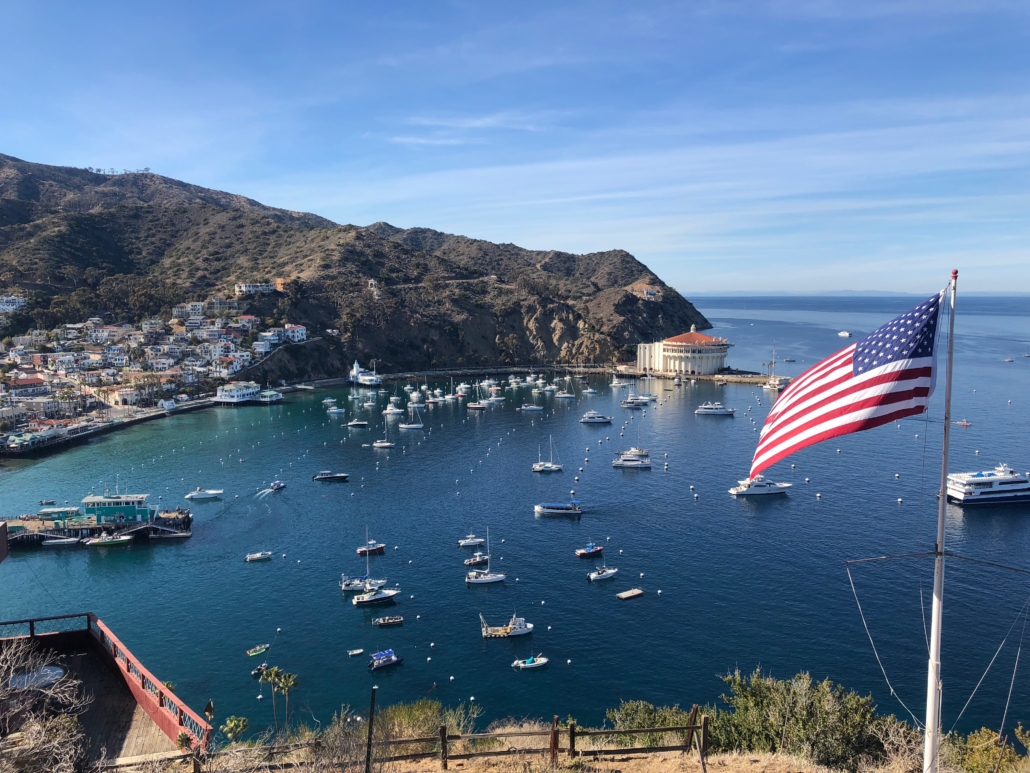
[255,488,275,498]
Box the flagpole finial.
[951,269,958,280]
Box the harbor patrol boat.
[947,464,1030,504]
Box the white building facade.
[636,325,731,376]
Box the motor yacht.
[728,475,792,496]
[695,401,735,416]
[313,471,349,481]
[347,419,369,428]
[353,585,401,606]
[588,564,618,581]
[185,488,224,500]
[579,410,612,424]
[612,447,651,469]
[534,501,582,516]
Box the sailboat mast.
[924,270,958,773]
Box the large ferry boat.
[947,464,1030,504]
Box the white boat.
[947,464,1030,504]
[313,471,349,481]
[729,474,792,496]
[519,404,543,412]
[466,528,505,584]
[695,401,735,415]
[245,551,273,562]
[340,574,387,592]
[458,534,485,547]
[353,586,401,606]
[326,406,346,415]
[480,612,533,638]
[322,397,337,406]
[582,387,597,395]
[372,439,394,448]
[383,405,403,416]
[534,501,582,516]
[368,648,403,669]
[579,410,611,424]
[532,435,563,473]
[610,377,631,387]
[347,419,369,428]
[399,406,424,430]
[838,331,852,338]
[464,551,489,567]
[554,391,575,399]
[87,533,132,547]
[363,400,377,408]
[612,447,651,469]
[673,377,681,386]
[512,654,548,670]
[588,564,618,581]
[42,536,80,547]
[184,487,224,500]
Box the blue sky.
[2,1,1028,293]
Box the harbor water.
[2,295,1029,734]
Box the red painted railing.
[0,612,212,750]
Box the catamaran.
[532,435,563,473]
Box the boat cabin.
[81,493,156,524]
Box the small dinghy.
[347,648,364,657]
[270,481,286,491]
[251,662,268,679]
[373,616,404,627]
[512,654,549,670]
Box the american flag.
[750,292,945,478]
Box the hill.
[0,152,710,374]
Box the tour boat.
[313,471,349,481]
[357,538,386,556]
[612,447,651,469]
[480,612,533,638]
[588,564,618,581]
[247,644,269,657]
[185,487,224,500]
[947,464,1030,504]
[347,419,369,427]
[87,533,132,547]
[579,410,612,424]
[458,534,485,547]
[42,536,80,547]
[466,529,505,584]
[353,585,401,606]
[575,541,603,557]
[534,501,582,517]
[368,649,403,670]
[373,616,403,627]
[532,435,563,473]
[728,475,792,496]
[245,551,273,562]
[463,551,489,567]
[694,401,735,416]
[270,480,286,491]
[519,404,543,412]
[512,654,548,670]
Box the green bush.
[705,667,881,771]
[605,699,693,748]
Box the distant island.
[0,153,709,380]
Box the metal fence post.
[439,724,448,770]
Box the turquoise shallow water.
[2,296,1030,735]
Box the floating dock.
[616,588,645,600]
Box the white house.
[284,324,307,343]
[234,282,275,296]
[0,296,27,313]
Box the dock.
[4,509,193,549]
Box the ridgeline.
[0,153,709,375]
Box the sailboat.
[466,528,505,584]
[372,426,394,448]
[341,529,388,592]
[746,274,958,773]
[531,435,563,473]
[399,404,424,430]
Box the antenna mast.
[923,269,958,773]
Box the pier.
[4,507,193,549]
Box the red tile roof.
[664,332,726,345]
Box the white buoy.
[898,498,903,504]
[450,676,454,681]
[657,590,662,595]
[416,615,420,619]
[567,659,572,665]
[805,478,810,483]
[895,474,900,479]
[547,626,552,630]
[816,493,822,499]
[694,493,698,499]
[541,600,545,605]
[836,449,841,454]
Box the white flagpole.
[924,269,958,773]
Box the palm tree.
[276,673,299,732]
[260,666,284,734]
[220,715,249,745]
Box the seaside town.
[0,282,314,454]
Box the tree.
[220,715,249,745]
[276,672,298,732]
[260,666,284,735]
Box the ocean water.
[2,295,1030,736]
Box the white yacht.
[457,534,485,547]
[554,391,575,399]
[579,410,612,424]
[534,501,582,516]
[947,464,1030,504]
[326,405,346,415]
[612,447,651,469]
[728,475,792,496]
[352,585,401,606]
[695,401,735,416]
[610,377,631,387]
[588,564,618,582]
[184,488,224,500]
[480,612,533,638]
[519,404,543,412]
[582,387,597,395]
[838,331,852,338]
[532,435,563,473]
